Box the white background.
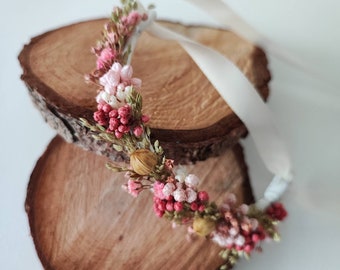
[1,0,340,269]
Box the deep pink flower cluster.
[152,180,210,218]
[96,47,116,70]
[92,9,147,73]
[266,202,288,221]
[119,11,146,36]
[93,103,148,139]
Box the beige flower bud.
[193,217,216,237]
[130,149,158,175]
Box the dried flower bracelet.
[80,1,290,269]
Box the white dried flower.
[250,218,259,230]
[229,227,238,236]
[212,233,230,247]
[116,85,132,102]
[239,204,249,214]
[185,174,199,188]
[235,235,245,246]
[175,167,187,183]
[173,188,186,202]
[186,188,197,203]
[97,91,120,108]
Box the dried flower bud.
[130,149,158,175]
[193,217,216,237]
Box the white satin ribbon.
[135,3,293,208]
[185,0,337,90]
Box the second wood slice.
[26,136,253,270]
[19,19,270,163]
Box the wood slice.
[19,19,270,163]
[26,136,253,270]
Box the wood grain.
[26,136,253,270]
[19,19,270,162]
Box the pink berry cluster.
[212,195,266,254]
[152,174,210,218]
[94,103,148,139]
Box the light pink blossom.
[120,65,133,81]
[130,77,142,88]
[99,64,141,103]
[100,68,120,94]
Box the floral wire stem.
[80,1,288,269]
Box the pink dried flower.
[96,47,116,69]
[133,126,143,137]
[102,104,112,113]
[141,115,150,123]
[251,233,261,243]
[109,109,118,118]
[107,32,118,44]
[198,191,209,202]
[225,193,237,205]
[109,118,120,130]
[118,105,131,118]
[198,205,205,212]
[174,202,183,212]
[166,201,174,211]
[153,204,164,217]
[119,117,129,125]
[244,244,254,253]
[93,110,107,125]
[239,204,249,214]
[153,181,166,199]
[164,159,174,170]
[126,11,143,25]
[118,125,129,134]
[126,179,142,197]
[115,130,123,139]
[190,202,198,211]
[157,200,166,212]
